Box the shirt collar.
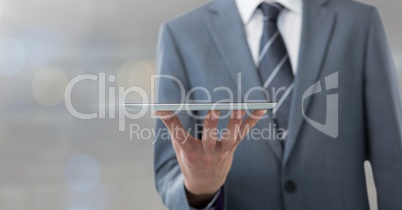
[235,0,302,24]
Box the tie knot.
[259,2,283,21]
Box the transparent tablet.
[125,103,276,111]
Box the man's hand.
[156,110,267,208]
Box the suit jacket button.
[284,180,297,193]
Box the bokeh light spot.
[32,67,68,106]
[117,60,156,100]
[64,154,101,193]
[0,37,27,76]
[22,27,60,67]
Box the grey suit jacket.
[153,0,402,209]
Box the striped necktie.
[258,2,294,137]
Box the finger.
[202,110,220,153]
[236,110,267,145]
[220,110,246,151]
[155,111,195,150]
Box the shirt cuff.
[189,189,222,210]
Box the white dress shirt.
[190,1,303,209]
[235,0,303,74]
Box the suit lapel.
[283,0,336,165]
[205,0,283,162]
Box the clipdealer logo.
[64,72,339,138]
[302,72,339,138]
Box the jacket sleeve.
[153,22,193,210]
[364,8,402,210]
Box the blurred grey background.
[0,0,401,210]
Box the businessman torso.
[154,0,402,209]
